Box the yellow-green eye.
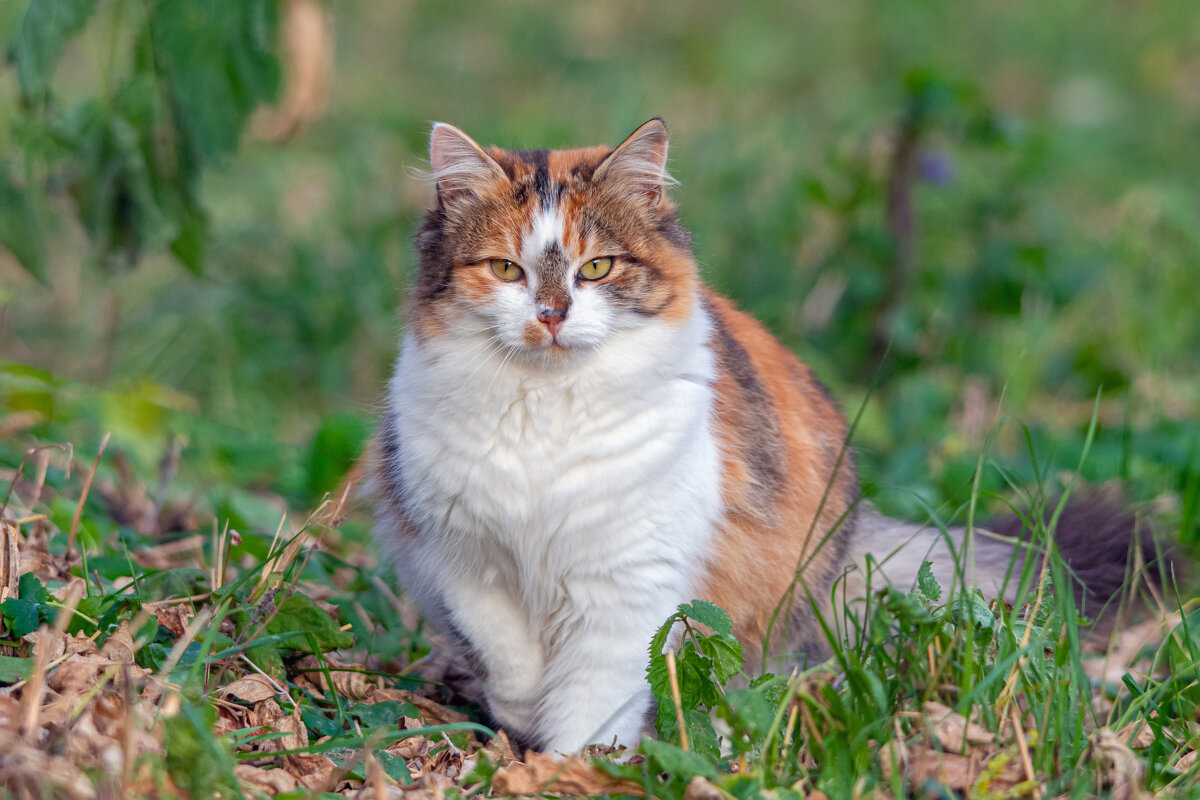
[489,259,524,282]
[579,257,613,281]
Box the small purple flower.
[918,149,954,186]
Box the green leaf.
[648,610,682,661]
[0,655,34,683]
[917,560,942,601]
[698,631,744,683]
[266,593,354,654]
[656,698,720,762]
[150,0,280,163]
[17,573,50,606]
[13,0,99,98]
[350,700,421,729]
[245,643,285,679]
[2,598,40,638]
[0,167,47,282]
[301,706,341,740]
[680,600,733,635]
[646,652,670,704]
[306,413,372,500]
[639,737,717,779]
[676,648,720,709]
[954,589,995,629]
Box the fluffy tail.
[850,495,1170,623]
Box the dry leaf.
[285,753,338,790]
[385,734,431,761]
[225,673,279,704]
[922,700,996,754]
[153,604,192,638]
[1090,728,1151,800]
[235,763,300,794]
[254,697,308,752]
[879,740,1025,793]
[479,729,520,768]
[1,519,19,601]
[1174,750,1197,771]
[292,654,376,701]
[100,621,135,663]
[1117,719,1156,749]
[492,751,644,797]
[684,775,723,800]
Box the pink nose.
[537,307,566,338]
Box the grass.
[2,374,1198,798]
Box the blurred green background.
[1,1,1197,537]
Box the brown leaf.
[879,740,1025,793]
[684,775,723,800]
[46,653,113,696]
[291,654,376,701]
[1090,728,1152,800]
[1116,719,1156,749]
[285,753,338,790]
[100,621,135,663]
[385,735,431,761]
[254,697,308,752]
[153,604,192,638]
[1174,750,1197,771]
[492,751,644,797]
[1,519,19,601]
[922,700,996,754]
[225,673,279,704]
[235,763,300,794]
[479,729,520,768]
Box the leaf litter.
[3,425,1200,797]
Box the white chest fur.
[377,307,723,751]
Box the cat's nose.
[536,306,568,338]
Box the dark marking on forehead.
[703,294,785,505]
[536,242,571,294]
[516,149,555,210]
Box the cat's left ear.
[595,118,675,206]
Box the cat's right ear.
[429,123,507,204]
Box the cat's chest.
[387,335,717,542]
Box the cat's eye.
[579,257,613,281]
[489,259,524,282]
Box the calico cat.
[369,119,1158,754]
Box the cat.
[367,118,1160,755]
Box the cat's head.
[410,119,698,361]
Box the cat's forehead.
[485,145,613,206]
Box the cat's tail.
[846,495,1172,624]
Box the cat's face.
[411,120,698,363]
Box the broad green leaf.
[350,700,421,729]
[646,652,670,704]
[0,656,34,683]
[0,167,46,282]
[680,599,733,635]
[245,643,285,679]
[2,598,40,638]
[698,631,744,683]
[266,593,354,653]
[306,413,372,499]
[639,737,717,779]
[17,573,50,606]
[917,560,942,601]
[150,0,280,163]
[13,0,98,98]
[676,649,720,709]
